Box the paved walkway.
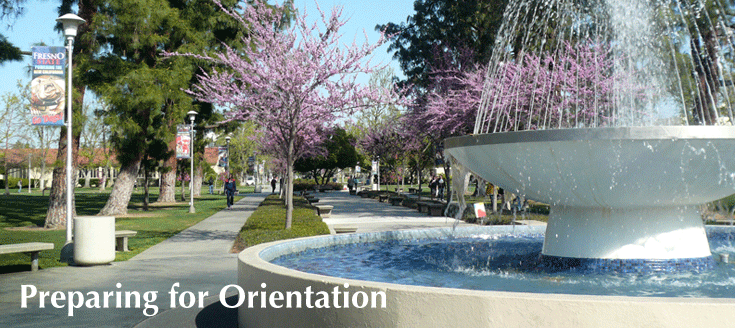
[0,190,473,328]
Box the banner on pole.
[30,46,66,126]
[176,125,191,159]
[217,146,228,167]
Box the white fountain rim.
[445,126,735,149]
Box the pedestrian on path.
[271,177,277,194]
[224,176,237,209]
[17,180,22,193]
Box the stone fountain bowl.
[445,126,735,263]
[237,226,735,327]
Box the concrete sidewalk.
[318,191,469,233]
[0,190,474,327]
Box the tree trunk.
[4,155,8,196]
[83,169,91,188]
[285,137,294,229]
[99,168,106,192]
[181,178,186,201]
[44,123,80,229]
[157,138,177,203]
[40,160,46,191]
[143,167,150,211]
[193,165,202,197]
[98,155,142,216]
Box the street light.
[56,13,85,244]
[187,110,197,213]
[225,136,231,179]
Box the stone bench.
[378,194,389,202]
[408,188,419,194]
[427,203,445,216]
[115,230,137,252]
[416,201,431,213]
[0,242,55,271]
[305,196,319,204]
[314,205,334,218]
[389,197,403,206]
[333,226,358,234]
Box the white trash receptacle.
[74,216,115,265]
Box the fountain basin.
[237,226,735,327]
[445,126,735,264]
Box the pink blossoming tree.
[166,0,395,228]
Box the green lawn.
[0,187,241,274]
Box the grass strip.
[232,195,329,252]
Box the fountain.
[445,0,735,271]
[237,0,735,326]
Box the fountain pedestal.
[541,205,713,272]
[445,126,735,271]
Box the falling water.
[474,0,735,134]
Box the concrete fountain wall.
[237,226,735,327]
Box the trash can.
[74,216,115,265]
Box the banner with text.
[176,125,191,159]
[30,46,66,126]
[217,146,228,167]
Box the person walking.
[429,176,438,200]
[270,177,277,194]
[208,177,214,194]
[224,176,236,209]
[347,175,355,193]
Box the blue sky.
[0,0,415,98]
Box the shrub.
[293,179,316,191]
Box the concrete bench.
[0,242,55,271]
[389,197,403,206]
[115,230,137,252]
[305,196,319,204]
[378,194,389,202]
[408,188,419,194]
[427,203,445,216]
[416,201,431,213]
[333,226,358,234]
[314,205,334,218]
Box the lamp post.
[57,13,85,244]
[225,136,231,179]
[187,110,197,213]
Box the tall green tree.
[84,0,196,215]
[378,0,508,88]
[0,0,26,64]
[58,0,244,215]
[294,128,361,185]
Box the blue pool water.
[271,228,735,298]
